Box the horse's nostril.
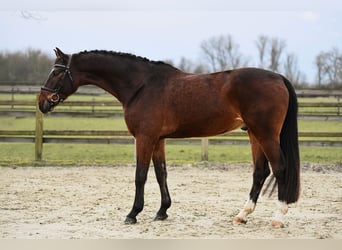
[38,101,51,114]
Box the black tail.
[280,76,300,203]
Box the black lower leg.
[250,160,270,203]
[125,166,148,224]
[153,162,171,221]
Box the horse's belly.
[164,112,243,138]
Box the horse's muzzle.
[38,100,54,114]
[38,101,50,114]
[38,91,61,114]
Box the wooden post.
[35,94,43,161]
[201,138,209,161]
[337,96,340,116]
[92,97,95,113]
[11,86,14,109]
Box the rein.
[41,54,73,104]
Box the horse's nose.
[38,100,51,114]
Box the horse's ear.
[54,47,66,59]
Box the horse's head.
[39,48,77,113]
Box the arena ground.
[0,163,341,239]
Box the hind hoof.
[233,217,247,225]
[272,220,284,228]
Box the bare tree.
[255,35,268,68]
[192,64,209,74]
[269,38,286,72]
[325,47,342,86]
[255,35,286,72]
[200,34,247,72]
[178,57,209,73]
[315,54,325,87]
[315,47,342,87]
[283,53,306,86]
[178,57,196,73]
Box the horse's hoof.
[271,220,284,228]
[124,216,137,224]
[154,213,168,221]
[233,217,247,225]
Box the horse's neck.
[77,55,147,105]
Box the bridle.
[41,54,73,105]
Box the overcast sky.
[1,0,341,82]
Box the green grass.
[0,142,341,166]
[298,120,341,132]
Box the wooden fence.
[1,128,341,161]
[0,89,342,161]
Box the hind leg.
[258,139,289,228]
[234,132,270,225]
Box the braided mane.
[77,50,176,68]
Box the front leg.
[125,136,155,224]
[124,165,149,224]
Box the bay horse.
[39,48,300,228]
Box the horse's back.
[166,68,289,137]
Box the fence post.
[92,97,95,113]
[11,86,14,109]
[201,138,209,161]
[35,94,43,161]
[337,96,340,116]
